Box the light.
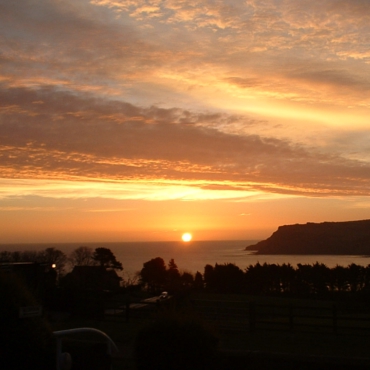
[52,264,56,268]
[182,233,192,242]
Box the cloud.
[1,0,370,200]
[0,206,60,212]
[1,85,370,196]
[2,0,370,111]
[288,68,370,95]
[0,0,161,94]
[223,77,262,89]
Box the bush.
[0,271,54,369]
[134,313,219,370]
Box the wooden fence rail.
[191,299,370,336]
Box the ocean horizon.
[1,240,370,278]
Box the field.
[50,292,370,369]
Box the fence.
[103,295,166,322]
[191,299,370,336]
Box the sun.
[181,233,192,242]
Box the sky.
[1,0,370,243]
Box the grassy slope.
[50,292,370,369]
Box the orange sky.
[1,0,370,243]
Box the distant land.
[246,219,370,255]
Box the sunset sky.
[1,0,370,243]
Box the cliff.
[246,219,370,254]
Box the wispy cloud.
[1,85,370,196]
[1,0,370,239]
[2,0,370,110]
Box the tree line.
[0,246,122,276]
[202,262,370,299]
[135,257,370,300]
[3,246,370,300]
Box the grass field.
[50,292,370,369]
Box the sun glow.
[182,232,192,242]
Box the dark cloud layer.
[1,85,370,196]
[1,0,370,200]
[3,0,370,106]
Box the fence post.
[125,300,130,322]
[332,304,337,334]
[56,336,62,370]
[289,303,294,331]
[249,301,256,332]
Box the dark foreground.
[49,292,370,370]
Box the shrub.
[0,271,54,369]
[134,313,219,370]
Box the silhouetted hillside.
[246,219,370,254]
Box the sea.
[1,240,370,279]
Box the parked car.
[159,292,168,300]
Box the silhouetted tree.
[295,264,314,297]
[310,263,330,296]
[38,248,67,276]
[264,263,281,294]
[69,246,95,268]
[140,257,167,292]
[362,265,370,292]
[203,264,215,290]
[180,272,194,288]
[0,251,12,262]
[167,259,180,280]
[0,248,67,277]
[279,263,296,294]
[331,265,348,293]
[212,263,245,293]
[18,250,40,262]
[62,266,121,292]
[347,263,365,293]
[92,247,123,271]
[245,263,266,295]
[193,271,204,290]
[0,251,22,262]
[166,258,181,291]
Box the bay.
[1,240,370,279]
